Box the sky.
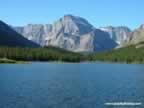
[0,0,144,30]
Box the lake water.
[0,62,144,108]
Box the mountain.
[14,24,52,46]
[14,15,117,52]
[88,25,144,63]
[121,24,144,47]
[99,26,131,45]
[0,20,39,47]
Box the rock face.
[14,24,52,46]
[14,15,118,52]
[0,20,39,47]
[121,24,144,47]
[99,26,131,45]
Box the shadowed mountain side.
[0,21,39,47]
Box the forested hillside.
[88,43,144,63]
[0,47,81,62]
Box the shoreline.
[1,59,144,65]
[0,58,27,64]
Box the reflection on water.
[0,62,144,108]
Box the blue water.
[0,62,144,108]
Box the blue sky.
[0,0,144,29]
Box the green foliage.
[0,58,26,64]
[0,58,17,63]
[88,45,144,64]
[0,47,81,62]
[1,45,144,64]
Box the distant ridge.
[14,15,119,52]
[0,20,39,47]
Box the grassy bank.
[0,58,26,64]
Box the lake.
[0,62,144,108]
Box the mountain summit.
[59,15,94,34]
[14,15,118,52]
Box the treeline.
[1,45,144,63]
[88,45,144,64]
[0,46,81,62]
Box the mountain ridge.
[13,15,131,52]
[119,24,144,48]
[2,15,142,52]
[0,20,39,47]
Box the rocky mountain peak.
[63,14,75,19]
[139,24,144,30]
[13,15,124,52]
[55,15,94,35]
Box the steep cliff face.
[127,25,144,44]
[14,15,117,52]
[120,24,144,47]
[14,24,52,46]
[100,26,131,44]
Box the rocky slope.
[0,20,39,47]
[123,24,144,46]
[116,24,144,49]
[99,26,131,45]
[14,15,117,52]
